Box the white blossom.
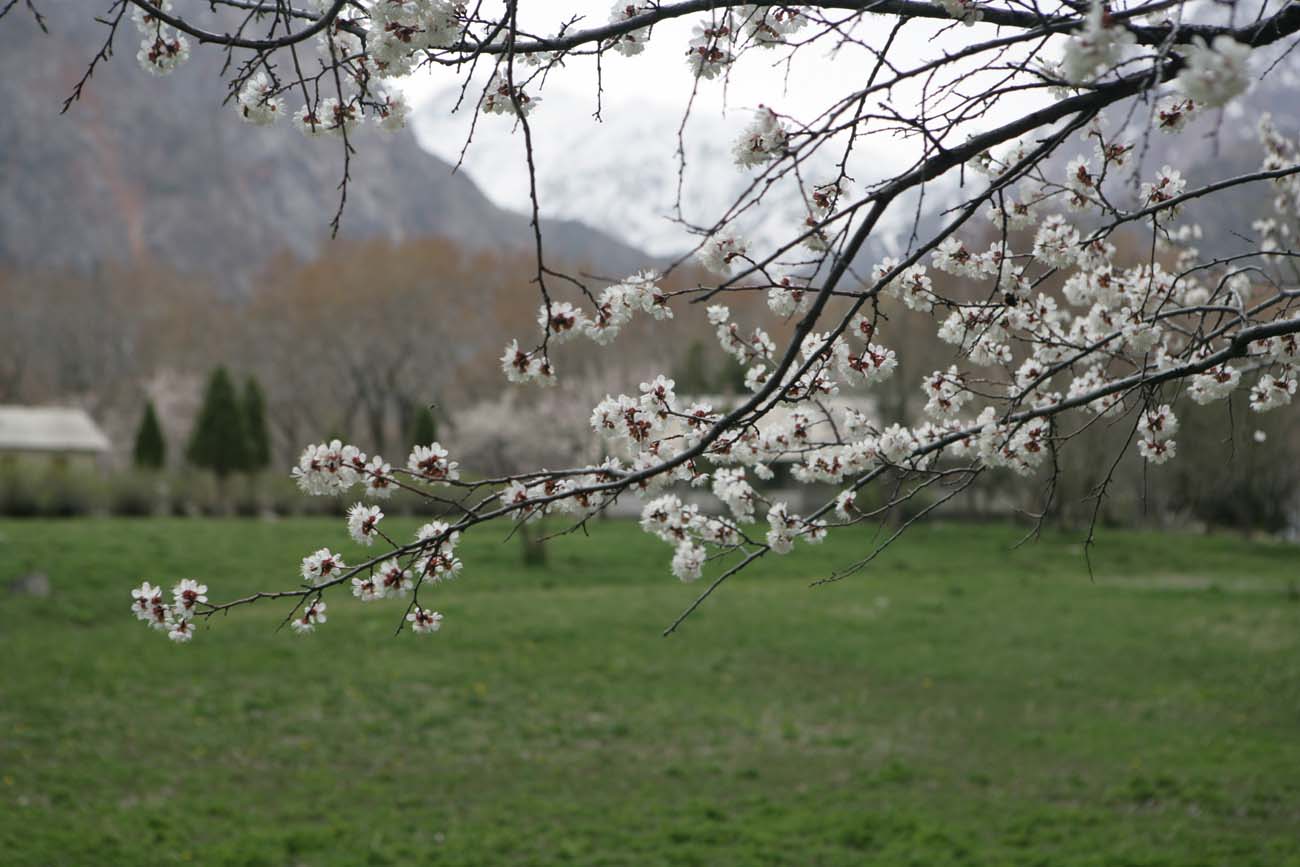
[640,495,699,544]
[732,107,789,169]
[301,548,345,584]
[834,490,858,521]
[712,467,756,522]
[1139,165,1187,213]
[768,278,812,317]
[1034,216,1082,267]
[607,2,654,56]
[291,600,328,634]
[1136,435,1177,465]
[765,501,798,554]
[740,5,808,45]
[171,579,208,618]
[363,457,396,499]
[167,614,196,643]
[378,560,414,598]
[1187,365,1241,404]
[671,543,707,582]
[375,89,410,131]
[346,504,384,545]
[1138,404,1179,443]
[294,98,360,138]
[293,440,364,496]
[137,28,190,76]
[881,265,934,312]
[686,17,734,79]
[481,71,540,116]
[500,340,557,386]
[1155,96,1196,134]
[407,608,444,634]
[351,574,383,601]
[697,233,750,275]
[1177,36,1251,108]
[938,0,983,26]
[407,442,460,482]
[1249,372,1297,412]
[236,72,284,126]
[538,302,586,342]
[924,367,971,418]
[1061,2,1134,83]
[130,580,161,615]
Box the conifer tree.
[242,376,272,472]
[672,341,713,396]
[409,404,437,448]
[132,401,167,470]
[187,367,249,478]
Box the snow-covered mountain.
[409,52,1300,274]
[410,87,938,265]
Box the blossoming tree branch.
[15,0,1300,641]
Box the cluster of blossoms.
[697,233,751,276]
[685,16,735,80]
[367,0,461,78]
[1251,333,1300,413]
[481,71,541,117]
[1257,114,1300,253]
[938,0,983,26]
[800,180,850,252]
[1188,365,1242,405]
[140,2,421,133]
[1139,166,1187,213]
[876,259,936,312]
[732,107,790,169]
[290,599,328,634]
[130,579,207,642]
[639,494,748,581]
[407,607,444,634]
[1061,1,1136,83]
[767,275,815,317]
[295,97,362,138]
[132,434,470,640]
[1136,404,1179,464]
[1176,36,1252,108]
[235,73,284,127]
[739,5,808,46]
[606,2,655,56]
[133,0,191,76]
[292,439,393,497]
[680,6,808,80]
[502,271,673,386]
[1155,97,1197,134]
[281,441,467,633]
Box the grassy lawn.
[1,517,1298,866]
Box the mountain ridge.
[0,5,649,292]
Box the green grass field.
[1,517,1298,866]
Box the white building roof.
[0,406,111,454]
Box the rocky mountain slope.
[0,5,648,292]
